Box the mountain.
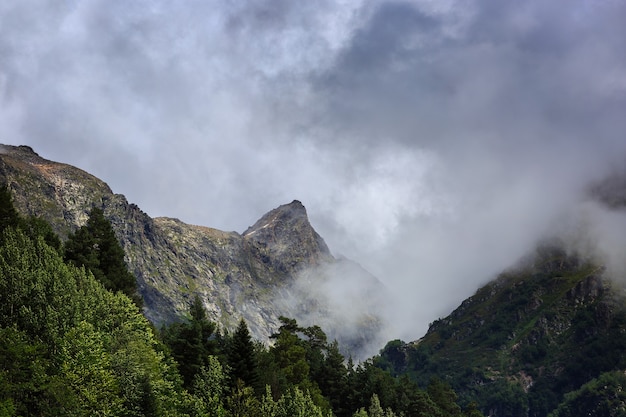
[376,242,626,416]
[371,169,626,416]
[0,144,386,357]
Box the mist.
[1,0,626,343]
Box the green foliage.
[64,206,142,307]
[192,356,228,417]
[0,187,20,233]
[0,190,472,417]
[375,247,626,417]
[0,227,82,347]
[56,321,122,415]
[367,394,397,417]
[548,371,626,417]
[317,340,349,416]
[261,385,327,417]
[0,327,50,416]
[161,294,218,388]
[21,216,62,253]
[225,380,259,417]
[427,378,462,416]
[0,222,186,415]
[227,318,260,393]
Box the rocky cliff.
[0,144,386,356]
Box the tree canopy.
[0,194,479,417]
[64,206,142,307]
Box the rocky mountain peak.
[0,144,115,237]
[242,200,333,279]
[243,200,311,238]
[0,145,386,357]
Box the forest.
[0,187,478,417]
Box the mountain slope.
[377,244,626,416]
[0,144,386,355]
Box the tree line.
[0,187,481,416]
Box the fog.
[1,0,625,342]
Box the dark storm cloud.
[317,0,626,156]
[1,0,625,342]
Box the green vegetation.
[376,245,626,417]
[4,184,626,416]
[64,206,143,307]
[0,189,475,416]
[547,371,626,417]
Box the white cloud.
[2,0,626,343]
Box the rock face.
[242,200,335,281]
[0,144,385,355]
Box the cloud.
[1,0,626,342]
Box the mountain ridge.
[0,144,386,357]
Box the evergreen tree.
[161,294,217,388]
[64,206,142,307]
[0,186,20,233]
[268,317,330,412]
[21,216,62,253]
[427,378,462,416]
[368,394,397,417]
[548,371,626,417]
[318,340,349,417]
[227,318,260,393]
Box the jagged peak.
[242,200,308,237]
[242,200,333,273]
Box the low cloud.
[1,0,626,344]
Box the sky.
[1,0,626,342]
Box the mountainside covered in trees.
[0,179,479,417]
[4,143,626,416]
[376,242,626,416]
[0,144,386,357]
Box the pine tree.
[228,318,260,393]
[0,186,20,233]
[161,294,217,388]
[319,340,349,417]
[427,378,462,417]
[64,207,142,307]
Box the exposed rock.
[0,144,386,355]
[243,200,334,282]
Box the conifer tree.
[319,340,349,416]
[162,294,217,388]
[427,378,463,416]
[228,318,260,392]
[64,206,142,307]
[0,186,20,233]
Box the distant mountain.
[0,144,386,358]
[377,243,626,416]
